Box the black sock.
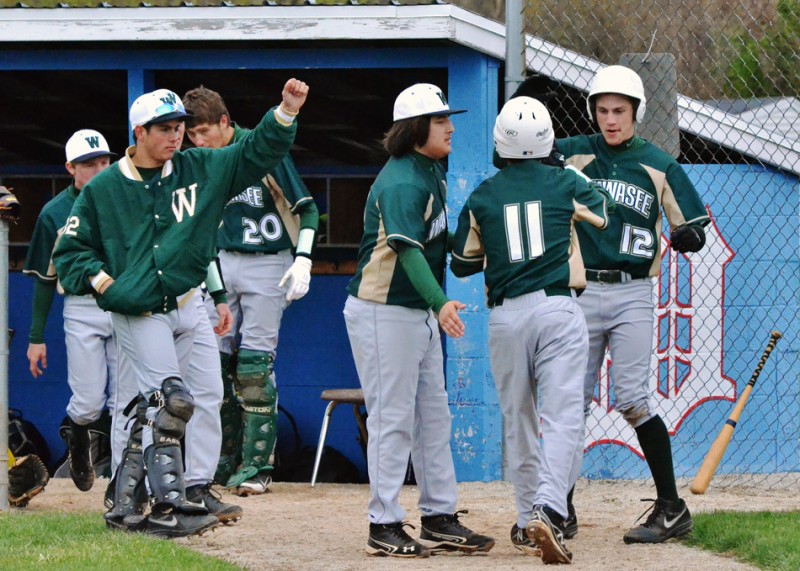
[567,485,574,509]
[634,415,679,502]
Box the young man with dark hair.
[344,83,494,558]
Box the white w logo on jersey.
[172,183,197,222]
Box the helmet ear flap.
[634,100,646,123]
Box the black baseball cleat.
[144,508,220,539]
[67,419,94,492]
[511,523,541,556]
[623,498,693,544]
[104,511,148,533]
[563,500,578,539]
[366,522,431,558]
[527,505,573,564]
[419,510,495,553]
[186,483,243,525]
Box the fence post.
[505,0,526,101]
[0,218,9,511]
[621,53,680,158]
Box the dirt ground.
[15,476,800,570]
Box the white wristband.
[90,271,112,292]
[296,227,315,257]
[275,104,297,125]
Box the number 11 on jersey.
[505,202,544,262]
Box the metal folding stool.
[311,388,367,486]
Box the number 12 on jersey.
[505,201,544,262]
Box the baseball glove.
[0,186,20,222]
[8,454,50,508]
[670,224,706,253]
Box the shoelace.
[512,526,534,545]
[632,498,663,526]
[445,509,473,533]
[381,522,417,542]
[198,484,224,502]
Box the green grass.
[686,511,800,571]
[0,512,240,571]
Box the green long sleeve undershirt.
[28,279,57,344]
[396,244,449,313]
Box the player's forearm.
[396,245,449,313]
[52,247,105,297]
[449,256,483,278]
[230,107,298,196]
[295,203,319,257]
[28,280,57,344]
[205,258,228,305]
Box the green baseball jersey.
[451,160,613,307]
[53,108,296,315]
[23,184,79,282]
[558,134,710,277]
[347,152,449,309]
[217,123,317,254]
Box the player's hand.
[670,224,706,253]
[438,300,466,339]
[281,79,309,114]
[214,303,233,336]
[279,256,312,301]
[27,343,47,378]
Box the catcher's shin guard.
[226,350,278,489]
[104,410,149,531]
[149,377,194,445]
[143,443,219,538]
[67,418,94,492]
[144,442,207,514]
[215,352,243,486]
[142,378,204,514]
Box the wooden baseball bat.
[689,331,782,495]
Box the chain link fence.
[513,0,799,490]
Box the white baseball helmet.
[586,65,647,123]
[493,96,554,159]
[393,83,467,121]
[65,129,116,164]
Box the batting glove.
[279,256,312,301]
[670,224,706,253]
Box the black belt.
[493,286,573,306]
[585,269,642,284]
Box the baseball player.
[559,65,709,544]
[344,83,494,558]
[23,129,137,495]
[53,80,308,538]
[451,97,614,565]
[104,265,237,532]
[182,85,319,496]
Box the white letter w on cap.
[171,183,197,222]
